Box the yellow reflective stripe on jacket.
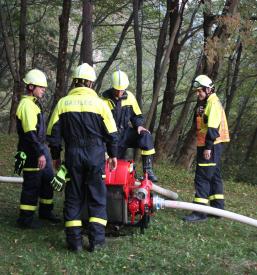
[20,204,37,211]
[194,197,208,204]
[89,217,107,226]
[141,148,156,155]
[47,87,117,135]
[198,163,216,167]
[16,96,41,133]
[65,220,82,227]
[121,91,142,116]
[209,194,224,200]
[23,168,40,171]
[39,198,53,205]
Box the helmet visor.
[192,80,203,91]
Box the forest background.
[0,0,256,184]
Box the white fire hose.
[0,176,180,199]
[0,176,23,183]
[1,176,256,228]
[151,183,178,200]
[153,196,257,228]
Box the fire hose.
[152,183,178,200]
[0,175,256,228]
[0,176,179,199]
[0,176,23,183]
[153,196,257,228]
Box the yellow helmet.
[23,69,48,87]
[192,75,214,90]
[72,63,96,82]
[111,70,129,90]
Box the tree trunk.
[176,120,197,169]
[149,8,169,133]
[0,1,27,133]
[225,41,242,117]
[80,0,93,65]
[145,1,187,129]
[133,0,143,108]
[154,0,180,159]
[244,125,257,161]
[54,0,71,108]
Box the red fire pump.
[104,159,154,231]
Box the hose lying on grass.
[1,176,256,228]
[153,196,257,228]
[151,183,178,200]
[0,176,23,183]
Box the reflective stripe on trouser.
[194,143,224,210]
[117,127,155,158]
[19,145,54,222]
[64,146,107,245]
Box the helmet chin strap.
[204,87,213,99]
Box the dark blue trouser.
[64,145,107,246]
[194,143,224,210]
[19,145,54,224]
[117,127,155,158]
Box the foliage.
[0,134,257,274]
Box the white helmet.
[72,63,96,82]
[111,70,129,90]
[192,75,214,90]
[23,69,47,87]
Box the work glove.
[14,151,27,175]
[50,164,68,192]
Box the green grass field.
[0,134,256,275]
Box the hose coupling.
[153,195,165,211]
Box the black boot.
[39,202,61,223]
[142,155,158,182]
[17,210,43,229]
[66,228,83,252]
[183,212,207,222]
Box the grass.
[0,133,257,275]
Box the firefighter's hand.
[108,157,117,170]
[53,159,61,170]
[38,155,46,170]
[14,151,27,175]
[51,164,68,192]
[137,126,150,135]
[203,149,211,160]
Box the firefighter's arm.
[18,102,45,158]
[47,104,62,160]
[101,102,119,158]
[127,92,144,129]
[205,101,222,149]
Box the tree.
[53,0,72,107]
[80,0,93,65]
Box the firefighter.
[16,69,60,229]
[183,75,230,222]
[47,63,118,252]
[102,70,158,182]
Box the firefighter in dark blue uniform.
[184,75,230,222]
[16,69,60,229]
[102,70,157,182]
[47,63,118,252]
